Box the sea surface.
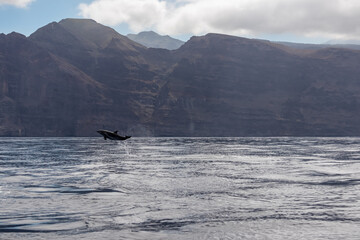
[0,137,359,239]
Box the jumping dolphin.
[97,130,131,141]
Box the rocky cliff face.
[0,31,107,136]
[26,19,173,136]
[152,34,360,136]
[1,19,360,136]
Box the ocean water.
[0,137,359,240]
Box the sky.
[1,0,360,43]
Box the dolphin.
[97,130,131,141]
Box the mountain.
[2,19,360,136]
[2,19,173,136]
[152,34,360,136]
[325,39,360,45]
[276,41,360,51]
[127,31,184,50]
[0,31,105,136]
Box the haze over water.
[1,137,359,239]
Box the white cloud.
[78,0,360,40]
[79,0,167,32]
[0,0,34,8]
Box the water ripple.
[1,137,360,239]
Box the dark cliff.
[152,34,360,136]
[1,19,360,136]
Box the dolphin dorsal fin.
[114,130,118,134]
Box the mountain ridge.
[127,31,185,50]
[2,19,360,136]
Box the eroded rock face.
[0,31,107,136]
[2,20,360,136]
[150,34,360,136]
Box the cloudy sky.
[1,0,360,43]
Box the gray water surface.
[1,137,360,239]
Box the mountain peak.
[180,33,268,52]
[138,31,158,36]
[58,18,125,48]
[127,31,184,50]
[30,18,144,51]
[59,18,97,24]
[7,31,26,39]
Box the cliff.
[1,19,360,136]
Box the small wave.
[254,177,360,187]
[318,179,360,186]
[131,219,197,232]
[257,213,360,222]
[23,185,124,195]
[0,214,83,233]
[59,187,123,195]
[0,224,56,233]
[305,170,348,177]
